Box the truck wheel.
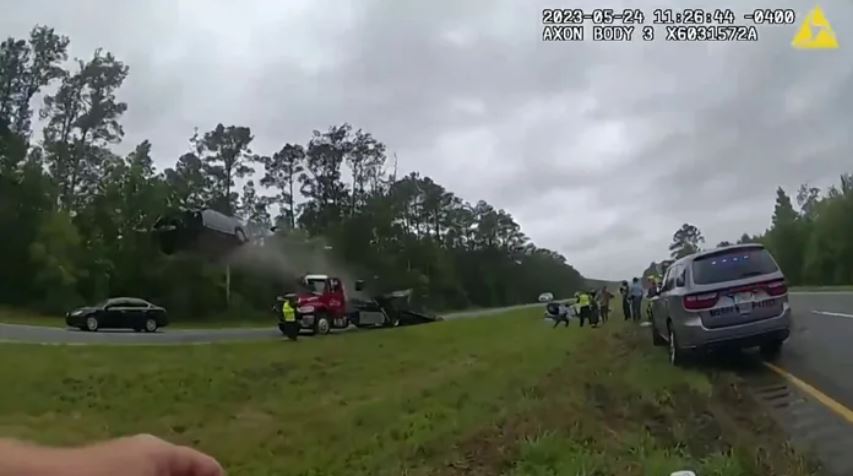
[315,315,331,335]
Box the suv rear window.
[691,248,780,285]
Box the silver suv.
[650,244,791,365]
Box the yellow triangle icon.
[792,5,839,49]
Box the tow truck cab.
[276,274,439,336]
[289,274,349,334]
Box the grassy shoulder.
[0,307,62,327]
[0,308,816,475]
[790,285,853,292]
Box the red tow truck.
[276,274,441,336]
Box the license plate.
[734,292,753,314]
[734,292,753,304]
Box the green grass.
[0,307,816,476]
[790,285,853,292]
[0,307,62,327]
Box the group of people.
[547,286,613,329]
[546,275,659,328]
[619,277,650,322]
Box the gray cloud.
[2,0,851,279]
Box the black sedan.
[66,297,168,332]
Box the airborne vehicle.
[152,208,249,257]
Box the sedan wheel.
[144,317,158,333]
[85,316,99,332]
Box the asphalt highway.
[776,291,853,409]
[0,302,546,345]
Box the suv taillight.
[683,292,719,311]
[764,279,788,297]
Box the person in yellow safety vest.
[281,296,298,341]
[577,291,593,327]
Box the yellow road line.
[764,362,853,425]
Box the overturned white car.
[538,292,555,302]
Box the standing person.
[647,276,659,296]
[281,295,299,341]
[577,290,592,327]
[588,290,600,328]
[619,281,631,321]
[598,286,613,323]
[629,277,644,322]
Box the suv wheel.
[651,321,666,346]
[760,339,783,360]
[668,325,686,366]
[315,315,331,335]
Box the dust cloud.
[225,234,362,294]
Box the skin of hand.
[0,434,224,476]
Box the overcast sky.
[2,0,850,280]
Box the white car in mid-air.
[538,292,554,302]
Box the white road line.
[812,310,853,319]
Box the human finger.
[161,443,225,476]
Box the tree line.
[0,25,586,319]
[643,176,853,285]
